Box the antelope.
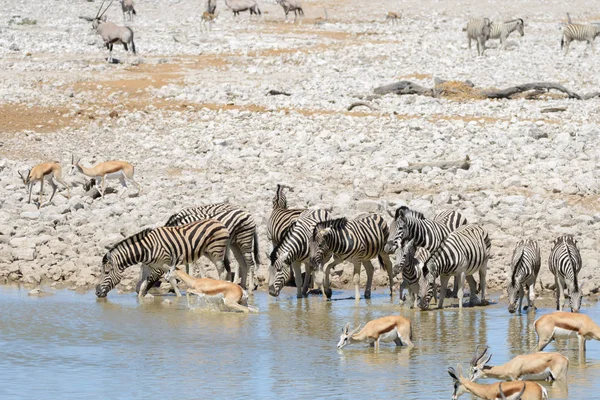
[276,0,304,23]
[90,0,137,63]
[18,162,71,207]
[201,11,217,31]
[224,0,261,17]
[534,311,600,354]
[469,345,569,382]
[119,0,136,23]
[499,382,526,400]
[448,364,548,400]
[385,12,401,25]
[337,316,414,351]
[68,156,141,197]
[165,267,258,313]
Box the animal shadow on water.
[185,292,258,313]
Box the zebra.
[507,239,541,314]
[549,235,583,312]
[269,208,331,298]
[465,18,492,56]
[268,184,304,248]
[489,18,524,49]
[96,219,230,298]
[309,214,394,300]
[561,23,600,55]
[418,223,491,310]
[386,206,470,298]
[163,203,259,292]
[393,238,430,308]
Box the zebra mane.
[105,228,153,260]
[562,235,580,288]
[164,213,185,227]
[270,220,298,264]
[394,206,424,221]
[510,240,526,285]
[505,18,523,24]
[313,218,348,240]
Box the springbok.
[68,156,141,197]
[448,364,548,400]
[469,345,569,382]
[337,316,413,351]
[499,382,526,400]
[165,267,258,313]
[385,11,401,25]
[18,162,71,207]
[119,0,136,23]
[90,0,137,63]
[201,11,217,31]
[534,311,600,354]
[224,0,261,17]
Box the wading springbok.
[90,0,137,63]
[469,345,569,382]
[18,162,71,207]
[165,267,258,313]
[68,155,141,197]
[448,364,548,400]
[119,0,136,23]
[534,311,600,354]
[337,316,413,351]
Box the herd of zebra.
[94,184,585,315]
[464,16,600,56]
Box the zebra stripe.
[96,219,230,298]
[507,239,541,313]
[309,214,394,300]
[419,224,491,309]
[162,203,259,291]
[489,19,524,48]
[561,23,600,55]
[394,239,430,308]
[549,235,583,312]
[268,208,331,298]
[268,184,304,246]
[466,18,492,56]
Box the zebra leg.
[352,262,362,300]
[517,286,524,313]
[468,37,472,50]
[302,262,313,296]
[438,275,450,309]
[380,253,394,297]
[465,275,478,305]
[292,262,303,298]
[363,260,375,300]
[231,245,247,288]
[555,275,564,311]
[527,281,536,311]
[478,260,488,305]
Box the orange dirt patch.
[0,104,78,134]
[399,73,433,80]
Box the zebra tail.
[253,230,260,266]
[377,254,384,269]
[132,7,137,15]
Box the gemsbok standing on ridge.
[119,0,136,23]
[534,311,600,355]
[165,267,258,313]
[276,0,304,23]
[448,364,548,400]
[84,0,137,63]
[469,345,569,382]
[69,155,141,197]
[18,162,71,207]
[224,0,261,17]
[337,316,414,351]
[96,219,230,298]
[507,239,541,314]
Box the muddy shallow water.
[1,285,599,399]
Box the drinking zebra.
[394,238,430,308]
[465,18,492,56]
[549,235,583,312]
[309,214,394,300]
[269,209,331,298]
[418,222,491,310]
[489,18,524,49]
[268,184,304,248]
[561,23,600,55]
[386,206,469,299]
[96,219,230,298]
[507,239,541,314]
[163,203,259,292]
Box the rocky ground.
[0,0,599,301]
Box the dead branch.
[398,155,470,173]
[541,106,567,113]
[347,101,376,111]
[373,81,433,96]
[267,90,291,96]
[483,82,581,100]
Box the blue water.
[0,285,598,399]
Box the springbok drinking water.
[18,162,71,207]
[68,155,141,197]
[337,316,413,351]
[534,311,600,354]
[165,267,258,313]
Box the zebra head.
[516,18,525,36]
[570,284,583,313]
[384,206,407,253]
[419,263,436,310]
[506,279,520,314]
[96,252,120,298]
[393,238,416,276]
[268,249,291,297]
